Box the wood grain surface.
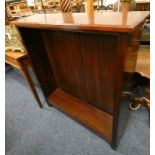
[11,11,149,32]
[48,89,113,142]
[14,11,149,149]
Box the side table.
[5,50,43,108]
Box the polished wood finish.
[11,12,149,149]
[5,51,26,69]
[11,12,149,33]
[48,89,113,142]
[5,50,26,59]
[43,30,119,114]
[5,50,43,108]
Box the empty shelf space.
[47,89,113,142]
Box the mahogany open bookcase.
[11,11,149,149]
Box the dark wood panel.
[112,34,129,149]
[48,89,113,142]
[43,30,117,114]
[42,30,83,98]
[79,33,117,114]
[18,27,57,97]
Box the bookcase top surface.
[11,11,149,33]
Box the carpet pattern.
[6,69,150,155]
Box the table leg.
[19,59,43,108]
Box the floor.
[5,69,150,155]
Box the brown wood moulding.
[12,11,149,149]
